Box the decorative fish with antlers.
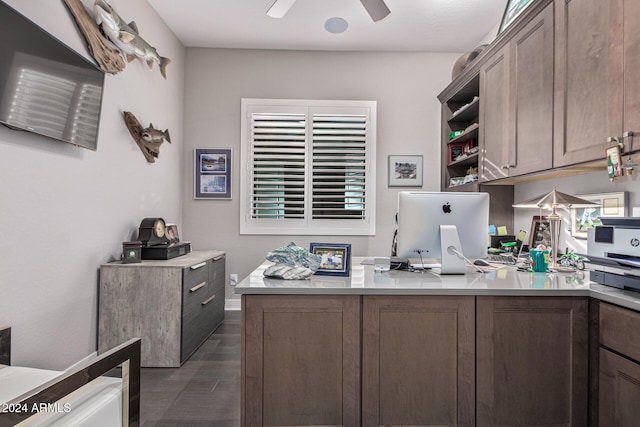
[94,0,171,78]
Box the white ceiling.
[147,0,506,52]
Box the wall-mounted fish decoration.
[123,111,171,163]
[141,124,171,145]
[94,0,171,79]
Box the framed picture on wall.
[570,192,627,239]
[388,155,423,187]
[194,148,232,199]
[499,0,536,34]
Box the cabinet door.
[508,3,554,177]
[242,295,361,427]
[624,0,640,135]
[554,0,624,166]
[362,296,475,426]
[477,296,588,426]
[480,46,510,182]
[599,348,640,426]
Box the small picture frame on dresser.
[310,243,352,277]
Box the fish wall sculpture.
[94,0,171,79]
[123,111,171,163]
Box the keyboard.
[486,253,517,264]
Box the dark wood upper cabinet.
[441,0,640,185]
[479,45,510,182]
[508,3,554,177]
[553,0,624,166]
[624,0,640,139]
[480,3,554,180]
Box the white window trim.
[240,98,376,236]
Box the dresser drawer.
[600,302,640,362]
[182,260,211,316]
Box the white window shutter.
[240,99,376,236]
[311,113,367,220]
[249,112,307,219]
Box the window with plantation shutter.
[241,99,376,236]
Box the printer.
[583,218,640,293]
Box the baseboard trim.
[225,298,241,311]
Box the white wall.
[0,0,185,369]
[182,49,461,299]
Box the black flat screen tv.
[0,0,105,150]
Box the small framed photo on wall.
[388,155,423,187]
[194,148,232,199]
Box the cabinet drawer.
[600,302,640,362]
[181,288,220,361]
[182,260,211,316]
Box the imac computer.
[395,191,489,274]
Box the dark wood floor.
[140,310,241,426]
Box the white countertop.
[235,258,640,312]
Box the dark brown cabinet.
[599,348,640,426]
[624,0,640,136]
[480,3,554,180]
[507,2,554,177]
[553,0,622,166]
[441,0,640,185]
[598,302,640,426]
[476,296,589,426]
[241,295,361,427]
[362,296,475,426]
[242,293,595,426]
[553,0,640,166]
[479,45,510,182]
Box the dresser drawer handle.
[189,282,206,293]
[201,295,216,306]
[190,262,207,270]
[213,255,225,261]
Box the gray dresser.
[98,250,225,367]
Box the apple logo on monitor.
[442,202,452,214]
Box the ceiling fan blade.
[267,0,297,18]
[360,0,390,22]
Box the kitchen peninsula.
[236,258,640,426]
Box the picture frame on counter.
[529,215,551,249]
[388,155,423,187]
[570,192,627,239]
[310,243,352,277]
[194,148,232,199]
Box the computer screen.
[395,191,489,274]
